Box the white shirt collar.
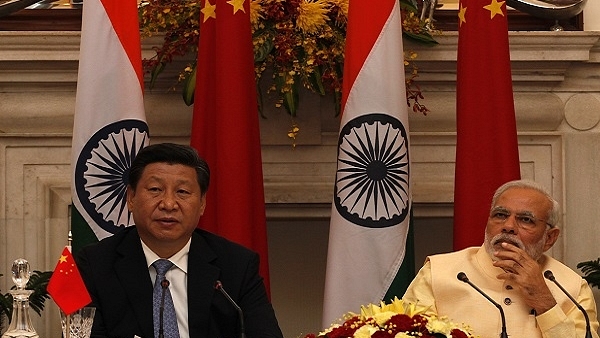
[140,238,191,274]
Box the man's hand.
[492,242,557,314]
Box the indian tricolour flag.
[71,0,149,253]
[322,0,412,326]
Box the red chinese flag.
[191,0,270,292]
[47,246,92,315]
[453,0,521,250]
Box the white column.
[584,1,600,31]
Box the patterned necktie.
[152,259,180,338]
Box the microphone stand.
[544,270,593,338]
[458,272,509,338]
[158,279,169,338]
[215,281,246,338]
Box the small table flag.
[47,246,92,315]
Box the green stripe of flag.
[70,205,99,255]
[384,210,415,301]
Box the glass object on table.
[60,307,96,338]
[1,259,39,338]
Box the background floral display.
[139,0,438,117]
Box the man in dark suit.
[76,143,283,338]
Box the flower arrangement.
[139,0,437,117]
[304,297,474,338]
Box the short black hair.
[127,143,210,195]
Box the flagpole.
[68,203,73,249]
[65,313,71,338]
[68,204,72,245]
[50,210,92,338]
[67,210,72,338]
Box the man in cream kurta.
[403,180,599,338]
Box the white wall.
[585,1,600,31]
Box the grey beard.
[484,231,546,262]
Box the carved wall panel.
[1,31,600,337]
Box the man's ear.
[126,185,135,211]
[198,194,207,216]
[543,227,560,252]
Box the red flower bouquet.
[305,297,474,338]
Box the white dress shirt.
[141,239,191,338]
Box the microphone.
[214,280,246,338]
[544,270,593,338]
[159,279,169,338]
[457,272,509,338]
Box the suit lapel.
[187,231,220,338]
[114,228,155,338]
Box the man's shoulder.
[428,246,478,262]
[77,226,136,256]
[543,254,582,280]
[192,228,256,256]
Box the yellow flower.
[328,0,349,25]
[353,324,378,338]
[394,333,413,338]
[250,0,264,29]
[378,296,408,315]
[296,0,330,34]
[318,323,338,336]
[360,296,432,324]
[372,311,395,326]
[426,317,453,335]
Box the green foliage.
[24,271,52,316]
[182,64,196,106]
[0,270,52,327]
[0,285,10,328]
[403,30,439,46]
[577,258,600,289]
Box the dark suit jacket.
[76,227,283,338]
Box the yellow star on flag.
[202,0,217,22]
[483,0,505,19]
[58,255,68,264]
[458,4,467,27]
[227,0,246,14]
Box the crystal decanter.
[2,259,39,338]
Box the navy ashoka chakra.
[75,119,149,234]
[334,113,410,228]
